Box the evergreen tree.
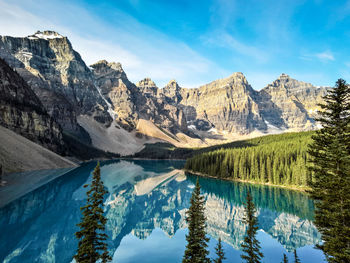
[281,253,288,263]
[74,162,111,263]
[185,131,315,188]
[308,79,350,262]
[241,192,263,263]
[182,178,210,263]
[213,238,226,263]
[293,250,300,263]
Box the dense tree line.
[185,132,313,188]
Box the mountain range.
[0,30,328,167]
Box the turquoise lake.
[0,160,325,262]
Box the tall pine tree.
[241,192,263,263]
[213,238,226,263]
[183,178,210,263]
[74,162,112,263]
[308,79,350,262]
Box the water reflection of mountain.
[0,160,320,263]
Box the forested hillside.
[185,132,314,188]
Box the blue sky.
[0,0,350,89]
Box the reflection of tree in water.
[0,160,320,263]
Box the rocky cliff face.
[177,73,267,134]
[258,73,327,130]
[0,57,65,153]
[0,31,111,140]
[91,60,188,135]
[0,31,329,155]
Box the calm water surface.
[0,160,325,262]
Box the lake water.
[0,160,325,262]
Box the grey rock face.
[177,73,267,134]
[90,61,328,142]
[0,57,65,154]
[258,73,327,130]
[0,31,111,138]
[91,60,188,134]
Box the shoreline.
[121,157,186,161]
[0,166,78,208]
[183,169,311,193]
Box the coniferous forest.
[185,131,314,189]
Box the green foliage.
[241,192,263,263]
[293,250,300,263]
[182,178,210,263]
[213,238,226,263]
[282,253,288,263]
[74,162,112,263]
[185,132,313,188]
[308,79,350,263]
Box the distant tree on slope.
[241,192,263,263]
[74,162,111,263]
[308,79,350,263]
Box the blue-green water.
[0,160,325,262]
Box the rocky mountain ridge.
[0,30,111,142]
[0,31,329,156]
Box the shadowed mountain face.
[0,31,111,140]
[0,160,321,263]
[0,57,65,154]
[0,31,328,155]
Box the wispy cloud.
[202,31,269,63]
[300,50,335,62]
[315,51,335,61]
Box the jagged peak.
[90,60,124,72]
[277,73,291,81]
[229,72,245,78]
[227,72,248,83]
[28,30,65,40]
[262,73,320,93]
[279,73,290,78]
[165,79,180,90]
[136,78,157,88]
